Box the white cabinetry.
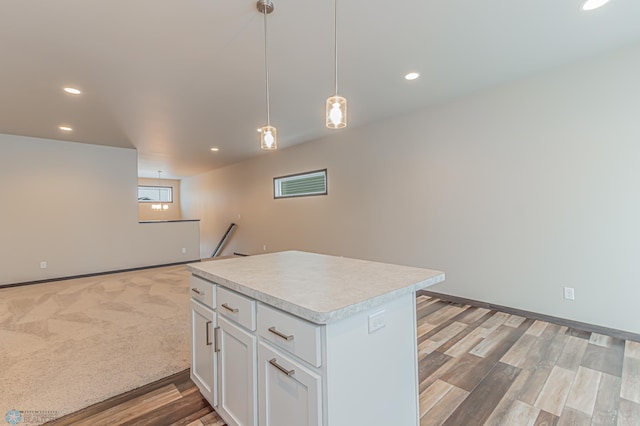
[257,342,322,426]
[257,303,323,426]
[189,276,217,408]
[255,294,419,426]
[216,288,257,426]
[192,283,420,426]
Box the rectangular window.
[274,169,327,199]
[138,186,173,203]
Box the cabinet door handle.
[214,326,220,352]
[269,358,295,377]
[221,303,239,313]
[268,326,294,341]
[205,321,212,346]
[191,288,203,295]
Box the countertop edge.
[188,265,445,324]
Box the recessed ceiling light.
[210,147,219,152]
[63,87,82,95]
[59,126,73,131]
[581,0,610,10]
[405,72,420,81]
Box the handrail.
[211,223,237,257]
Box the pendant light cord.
[263,7,271,126]
[333,0,338,96]
[157,171,162,207]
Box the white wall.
[0,134,200,285]
[182,42,640,334]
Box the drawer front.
[257,304,322,368]
[190,275,215,309]
[217,286,256,331]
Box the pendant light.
[258,0,277,150]
[326,0,346,129]
[151,171,169,211]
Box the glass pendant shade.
[260,125,277,150]
[258,1,277,150]
[152,204,161,211]
[326,95,347,129]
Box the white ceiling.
[2,0,640,179]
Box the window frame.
[137,185,174,203]
[273,169,328,199]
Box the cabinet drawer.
[190,275,215,309]
[257,304,322,368]
[217,287,256,331]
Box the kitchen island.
[188,251,445,426]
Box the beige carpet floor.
[0,265,192,425]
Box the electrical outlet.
[368,310,386,334]
[563,287,575,300]
[181,247,187,254]
[40,261,47,269]
[263,245,267,251]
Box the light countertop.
[188,251,445,324]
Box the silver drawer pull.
[268,326,294,341]
[191,288,203,295]
[269,358,295,377]
[221,303,239,313]
[214,326,220,352]
[206,321,212,346]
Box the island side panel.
[323,292,419,426]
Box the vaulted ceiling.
[2,0,640,178]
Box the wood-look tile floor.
[47,295,640,425]
[415,295,640,426]
[45,369,223,426]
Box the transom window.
[138,186,173,203]
[274,169,327,199]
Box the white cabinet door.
[218,316,257,426]
[258,342,322,426]
[190,300,217,407]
